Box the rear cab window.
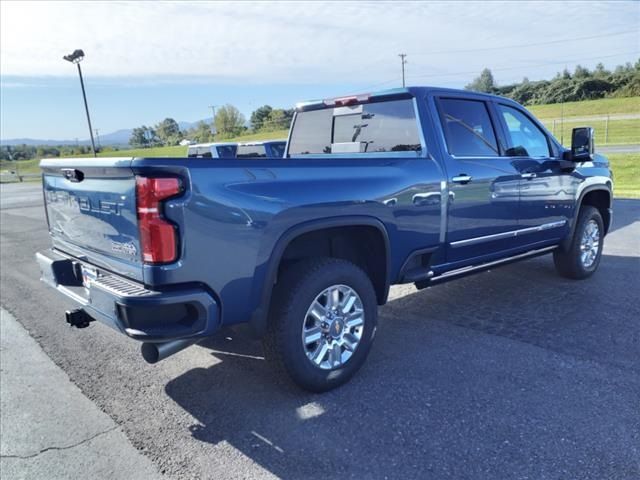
[288,98,422,157]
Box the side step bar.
[415,246,557,289]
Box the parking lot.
[1,181,638,479]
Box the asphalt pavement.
[598,144,640,154]
[0,182,638,479]
[0,308,160,479]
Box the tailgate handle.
[61,168,84,183]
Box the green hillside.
[527,97,640,119]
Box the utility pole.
[95,129,101,149]
[208,105,218,139]
[398,53,407,87]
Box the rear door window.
[288,99,421,156]
[497,104,550,157]
[437,98,499,157]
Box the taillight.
[135,176,181,264]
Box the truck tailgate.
[40,158,143,281]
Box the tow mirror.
[565,127,594,161]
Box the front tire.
[263,257,378,392]
[554,206,604,279]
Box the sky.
[1,0,638,141]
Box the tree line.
[465,59,640,104]
[128,105,294,147]
[0,144,103,161]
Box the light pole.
[63,49,97,157]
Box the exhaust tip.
[141,342,160,364]
[141,338,198,364]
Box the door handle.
[452,174,472,184]
[521,173,537,179]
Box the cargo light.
[135,177,181,264]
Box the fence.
[541,115,639,146]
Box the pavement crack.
[0,425,119,460]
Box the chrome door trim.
[450,220,567,248]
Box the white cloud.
[1,0,638,86]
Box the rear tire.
[263,257,377,392]
[553,205,604,279]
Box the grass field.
[541,118,639,146]
[528,97,640,119]
[608,153,639,198]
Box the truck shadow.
[165,248,639,478]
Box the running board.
[415,246,557,289]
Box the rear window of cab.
[288,99,422,156]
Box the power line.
[411,29,639,56]
[355,50,638,92]
[409,50,639,80]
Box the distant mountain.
[1,118,213,147]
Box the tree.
[250,105,273,131]
[261,108,293,131]
[187,121,214,143]
[594,63,609,78]
[465,68,496,93]
[214,104,246,138]
[129,126,159,148]
[155,118,181,145]
[574,64,590,78]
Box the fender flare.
[248,216,391,337]
[561,184,612,251]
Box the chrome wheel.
[580,219,600,268]
[301,284,365,370]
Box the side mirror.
[567,127,594,161]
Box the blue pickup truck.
[37,87,613,391]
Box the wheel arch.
[249,216,391,337]
[562,184,612,251]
